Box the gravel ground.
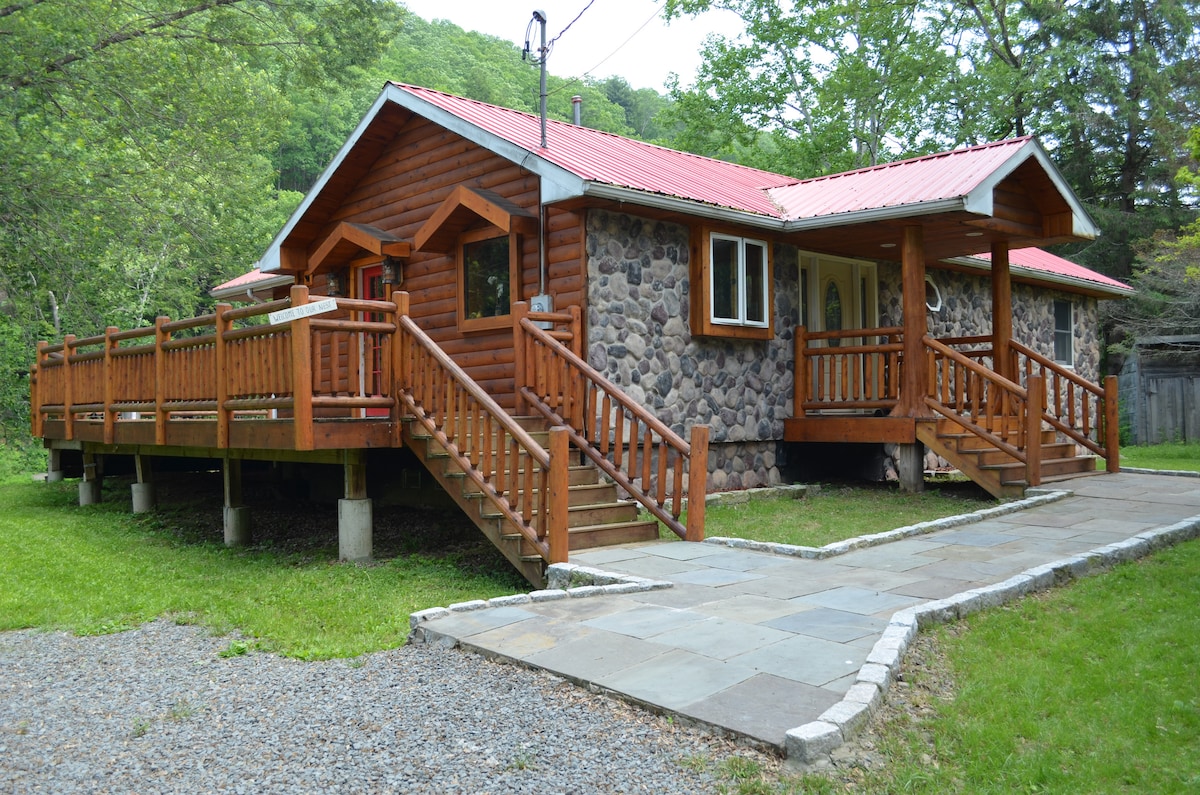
[0,620,772,794]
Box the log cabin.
[30,83,1133,586]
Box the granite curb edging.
[783,512,1200,767]
[704,488,1073,560]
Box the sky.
[397,0,742,93]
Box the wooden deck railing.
[924,335,1044,486]
[793,325,903,415]
[513,302,708,542]
[1009,341,1119,471]
[394,294,568,564]
[31,285,403,449]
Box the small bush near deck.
[696,481,992,548]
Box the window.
[457,227,518,332]
[1053,299,1073,366]
[692,229,772,339]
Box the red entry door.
[360,265,388,417]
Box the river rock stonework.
[878,264,1100,384]
[584,209,799,490]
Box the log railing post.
[215,303,232,449]
[548,426,570,564]
[512,301,529,415]
[1026,374,1043,488]
[31,343,46,437]
[63,334,75,441]
[391,291,409,446]
[686,424,709,542]
[290,285,314,450]
[1104,375,1120,473]
[154,317,169,445]
[103,327,117,444]
[794,326,808,418]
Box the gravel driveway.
[0,620,768,793]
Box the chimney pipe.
[572,95,582,126]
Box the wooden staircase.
[402,415,660,586]
[917,414,1099,499]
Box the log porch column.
[991,240,1013,380]
[892,225,931,493]
[338,453,372,563]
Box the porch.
[29,286,707,586]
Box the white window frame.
[709,233,769,328]
[1053,299,1074,367]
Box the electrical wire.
[546,1,666,95]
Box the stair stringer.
[915,419,1023,499]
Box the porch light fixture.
[381,256,399,285]
[964,231,984,237]
[326,269,345,297]
[880,242,897,248]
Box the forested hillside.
[3,0,1200,467]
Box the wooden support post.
[79,452,101,505]
[1104,375,1120,473]
[547,427,570,563]
[131,454,156,513]
[339,452,372,562]
[894,226,931,417]
[512,301,529,415]
[685,424,709,542]
[154,317,169,446]
[223,457,251,546]
[793,326,808,418]
[289,286,314,450]
[32,343,45,438]
[215,303,232,449]
[63,334,75,442]
[103,327,117,445]
[568,304,583,360]
[991,241,1013,380]
[1026,375,1044,488]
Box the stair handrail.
[923,335,1043,486]
[394,297,567,563]
[1009,340,1119,470]
[513,303,707,542]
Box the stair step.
[983,456,1098,484]
[505,519,661,554]
[448,465,600,489]
[463,481,618,507]
[482,501,639,528]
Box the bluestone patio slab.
[932,528,1020,547]
[597,555,702,578]
[651,616,794,660]
[693,594,812,624]
[524,631,672,682]
[465,617,598,658]
[677,674,844,748]
[581,604,709,639]
[668,567,765,587]
[764,607,887,643]
[596,648,759,710]
[570,547,645,565]
[638,541,726,561]
[416,605,536,638]
[730,634,869,687]
[795,586,923,616]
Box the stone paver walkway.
[413,472,1200,755]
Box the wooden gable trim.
[414,185,537,253]
[305,221,410,275]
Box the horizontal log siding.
[311,115,585,409]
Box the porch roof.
[947,247,1134,299]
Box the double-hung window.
[692,230,772,339]
[1053,299,1074,366]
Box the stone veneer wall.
[878,264,1101,384]
[584,209,800,490]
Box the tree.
[663,0,962,175]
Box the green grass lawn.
[695,480,992,548]
[0,479,526,659]
[1119,440,1200,472]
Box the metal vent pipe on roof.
[572,95,582,126]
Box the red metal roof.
[973,247,1132,294]
[214,268,275,291]
[767,138,1034,221]
[394,83,796,217]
